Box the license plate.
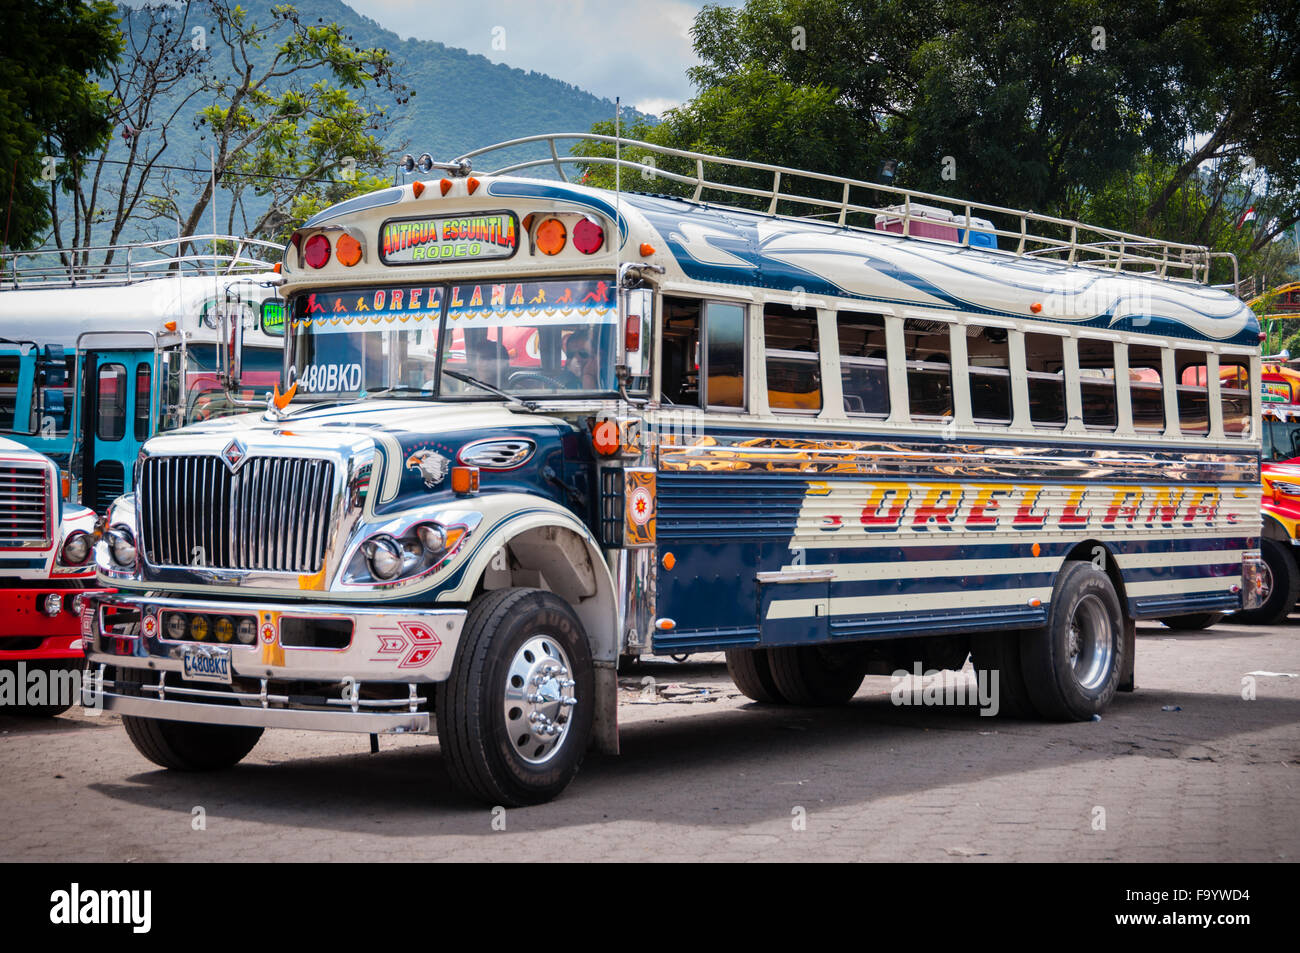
[180,645,233,684]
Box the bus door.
[81,350,153,512]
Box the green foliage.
[0,0,122,251]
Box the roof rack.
[429,133,1238,289]
[0,234,284,290]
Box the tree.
[0,0,121,253]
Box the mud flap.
[591,659,619,754]
[1118,617,1136,692]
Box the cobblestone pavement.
[1,618,1296,862]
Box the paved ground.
[1,617,1297,862]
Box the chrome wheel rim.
[504,635,576,765]
[1257,560,1275,604]
[1067,593,1114,691]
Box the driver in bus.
[559,330,597,390]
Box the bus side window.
[904,318,952,421]
[764,305,820,413]
[837,312,889,417]
[1077,338,1117,431]
[1219,362,1251,437]
[97,363,128,442]
[968,325,1011,425]
[660,297,701,406]
[1025,332,1066,427]
[660,298,746,409]
[1175,350,1209,435]
[706,302,746,409]
[1127,344,1165,432]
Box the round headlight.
[107,526,137,567]
[417,524,448,555]
[41,593,63,617]
[365,536,403,580]
[61,530,92,565]
[237,618,257,644]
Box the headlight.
[365,536,404,580]
[343,518,478,586]
[1273,481,1300,497]
[61,530,92,565]
[106,525,137,567]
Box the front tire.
[1235,538,1299,625]
[1022,561,1125,721]
[436,588,594,806]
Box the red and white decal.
[260,621,277,644]
[370,620,443,668]
[142,613,159,638]
[629,486,653,526]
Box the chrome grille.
[0,462,51,545]
[139,455,335,573]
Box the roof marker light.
[536,218,566,256]
[336,233,363,267]
[573,217,604,254]
[467,177,480,194]
[440,178,453,196]
[303,234,331,269]
[412,181,425,198]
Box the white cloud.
[349,0,737,108]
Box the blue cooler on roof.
[958,215,998,249]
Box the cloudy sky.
[351,0,739,115]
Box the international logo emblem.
[222,438,247,470]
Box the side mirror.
[260,298,286,337]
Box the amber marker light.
[1030,302,1043,313]
[412,181,425,198]
[639,243,655,257]
[592,419,620,456]
[440,178,453,196]
[1032,542,1041,557]
[662,552,675,571]
[451,465,480,495]
[272,262,282,274]
[336,233,363,267]
[536,218,566,255]
[164,320,177,332]
[467,177,480,194]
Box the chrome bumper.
[81,592,466,734]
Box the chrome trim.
[756,568,837,584]
[458,437,536,469]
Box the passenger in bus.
[473,339,511,388]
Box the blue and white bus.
[84,135,1264,805]
[0,236,284,511]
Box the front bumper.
[0,586,109,660]
[81,592,466,734]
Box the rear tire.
[1235,538,1299,625]
[766,645,864,706]
[725,647,785,703]
[1022,562,1125,721]
[436,588,594,806]
[970,631,1038,719]
[117,667,263,770]
[1158,613,1223,630]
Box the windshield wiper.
[441,369,538,411]
[283,385,432,417]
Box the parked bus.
[0,236,284,512]
[0,438,105,716]
[84,134,1264,805]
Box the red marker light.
[573,218,604,254]
[625,314,641,352]
[303,234,331,269]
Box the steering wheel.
[507,370,568,390]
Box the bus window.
[0,354,27,431]
[1176,350,1209,435]
[764,305,820,413]
[904,318,952,421]
[1077,338,1117,430]
[134,363,151,441]
[837,312,889,417]
[706,302,746,409]
[1220,362,1251,436]
[1025,332,1066,427]
[1127,344,1165,432]
[968,325,1011,425]
[97,363,127,441]
[661,298,746,409]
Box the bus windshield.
[287,275,618,400]
[1264,414,1300,462]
